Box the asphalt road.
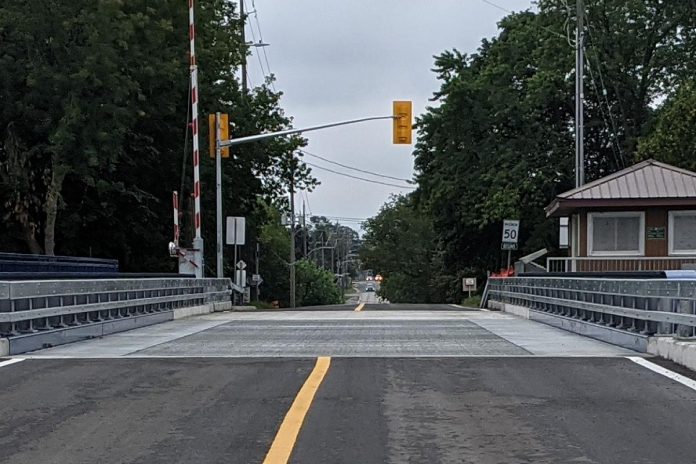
[3,302,696,463]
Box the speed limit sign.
[502,220,520,244]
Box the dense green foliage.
[0,0,312,274]
[295,259,343,306]
[361,195,438,303]
[637,83,696,171]
[363,0,696,304]
[255,204,346,307]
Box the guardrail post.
[676,299,694,339]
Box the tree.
[361,195,439,303]
[637,83,696,171]
[295,260,343,306]
[0,0,315,273]
[256,202,291,306]
[365,1,696,303]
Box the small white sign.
[236,260,247,270]
[502,219,520,244]
[463,277,477,290]
[226,216,246,245]
[235,269,246,288]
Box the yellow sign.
[392,101,412,144]
[208,113,230,158]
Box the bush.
[295,259,343,306]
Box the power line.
[583,47,624,170]
[249,0,276,92]
[302,189,312,216]
[478,0,567,40]
[243,0,270,84]
[299,149,413,182]
[304,161,416,189]
[479,0,510,14]
[584,20,626,168]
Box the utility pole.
[240,0,247,92]
[289,154,296,309]
[255,242,260,302]
[302,201,307,258]
[576,0,585,188]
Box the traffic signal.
[208,113,230,158]
[392,100,412,144]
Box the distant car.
[365,285,375,292]
[366,276,374,281]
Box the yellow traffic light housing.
[392,101,412,144]
[208,113,230,158]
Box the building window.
[669,211,696,255]
[587,212,645,256]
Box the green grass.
[461,295,482,308]
[250,300,276,310]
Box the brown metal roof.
[546,160,696,217]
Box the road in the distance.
[2,303,696,464]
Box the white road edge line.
[0,358,25,368]
[627,356,696,392]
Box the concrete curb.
[174,304,214,319]
[230,305,257,311]
[0,338,8,357]
[648,337,696,372]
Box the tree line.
[362,0,696,304]
[0,0,352,306]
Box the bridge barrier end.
[648,337,696,372]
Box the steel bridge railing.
[485,277,696,338]
[0,278,231,337]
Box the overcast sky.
[245,0,535,232]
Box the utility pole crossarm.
[219,115,396,148]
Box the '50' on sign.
[502,220,520,243]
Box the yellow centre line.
[262,357,332,464]
[354,303,365,312]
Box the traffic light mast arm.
[218,115,396,148]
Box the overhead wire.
[303,161,416,189]
[251,0,277,91]
[478,0,568,40]
[298,149,413,183]
[243,0,270,84]
[584,20,626,168]
[582,9,626,168]
[584,48,624,170]
[302,189,312,216]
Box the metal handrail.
[547,256,696,272]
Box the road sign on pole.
[236,260,247,270]
[463,277,477,299]
[502,220,520,244]
[226,217,246,245]
[502,219,520,269]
